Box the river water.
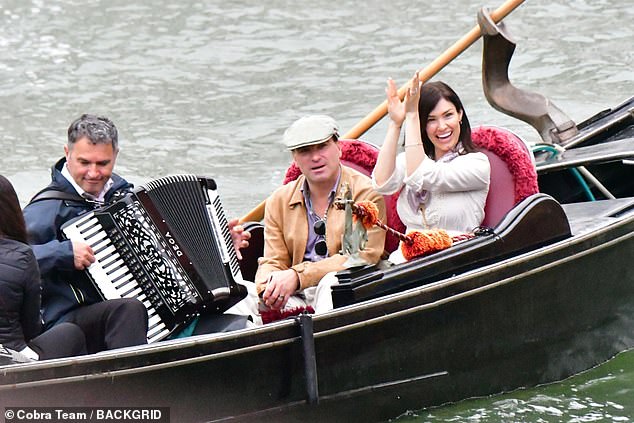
[1,0,632,420]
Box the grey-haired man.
[24,114,251,352]
[23,114,149,353]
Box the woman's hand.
[386,78,406,127]
[386,72,421,127]
[402,72,425,177]
[405,72,421,115]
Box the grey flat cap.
[283,115,339,150]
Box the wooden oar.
[343,0,526,139]
[239,0,525,224]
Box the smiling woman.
[372,75,491,264]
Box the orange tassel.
[354,201,380,229]
[401,229,453,261]
[341,200,469,261]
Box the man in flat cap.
[254,115,386,315]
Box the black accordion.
[62,175,247,343]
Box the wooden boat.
[1,11,632,423]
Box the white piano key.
[76,215,98,227]
[104,261,126,277]
[147,325,163,338]
[113,280,134,294]
[80,223,102,239]
[94,244,117,261]
[72,215,97,232]
[120,286,142,298]
[147,314,162,329]
[85,229,108,245]
[102,255,123,267]
[62,213,94,234]
[61,224,85,241]
[112,273,133,289]
[148,321,167,337]
[87,274,122,299]
[136,294,153,310]
[99,254,122,271]
[113,280,137,297]
[148,327,169,343]
[92,238,111,253]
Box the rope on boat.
[533,143,596,201]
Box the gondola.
[1,10,632,423]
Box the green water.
[397,349,634,422]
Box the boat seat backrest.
[472,126,539,228]
[283,139,405,253]
[238,221,264,282]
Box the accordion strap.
[28,189,88,205]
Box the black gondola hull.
[1,208,632,422]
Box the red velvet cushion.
[472,126,539,227]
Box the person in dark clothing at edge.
[23,114,251,354]
[0,174,87,360]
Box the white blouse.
[372,151,491,262]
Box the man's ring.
[411,89,417,94]
[278,295,284,300]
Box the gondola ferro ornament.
[335,183,371,268]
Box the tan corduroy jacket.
[255,165,387,294]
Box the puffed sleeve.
[372,152,407,195]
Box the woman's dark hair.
[0,175,28,243]
[417,81,476,159]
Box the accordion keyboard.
[63,212,171,343]
[61,174,245,344]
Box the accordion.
[62,175,247,343]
